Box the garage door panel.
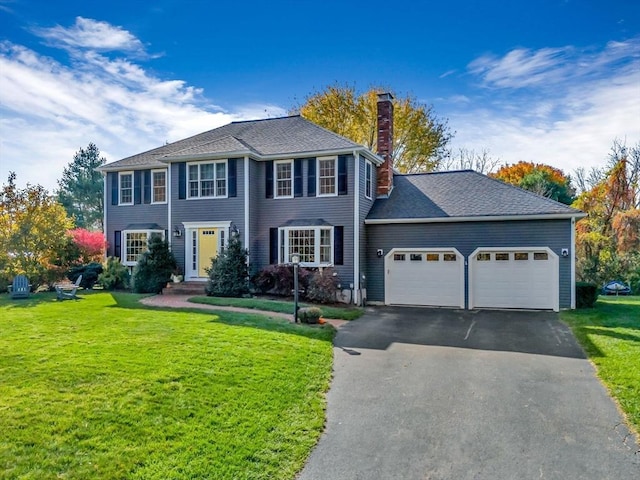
[470,249,558,311]
[386,249,463,308]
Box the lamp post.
[291,252,300,323]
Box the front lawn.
[0,292,334,480]
[189,295,364,321]
[561,296,640,436]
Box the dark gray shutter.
[114,231,122,259]
[269,228,279,264]
[111,172,118,205]
[338,156,347,195]
[178,163,186,199]
[294,159,303,197]
[228,159,237,197]
[266,161,274,198]
[134,170,142,204]
[307,158,316,197]
[334,226,344,265]
[143,170,151,204]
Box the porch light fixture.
[173,227,182,237]
[291,253,300,323]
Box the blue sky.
[1,0,639,190]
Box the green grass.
[0,291,335,480]
[561,296,640,436]
[189,295,364,321]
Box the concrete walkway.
[139,294,348,329]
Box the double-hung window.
[275,160,293,198]
[152,169,166,203]
[188,161,227,198]
[318,156,337,196]
[365,160,373,199]
[119,171,133,205]
[279,226,333,266]
[122,230,164,266]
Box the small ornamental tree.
[206,231,249,297]
[132,235,177,293]
[68,228,107,263]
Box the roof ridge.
[230,115,300,125]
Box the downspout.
[571,216,576,309]
[102,173,107,259]
[353,150,360,305]
[244,156,250,253]
[167,164,172,249]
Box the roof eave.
[365,212,588,224]
[160,150,254,162]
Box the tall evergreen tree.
[57,143,106,230]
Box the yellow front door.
[198,228,218,277]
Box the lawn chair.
[8,274,31,299]
[56,275,82,301]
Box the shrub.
[576,282,598,308]
[306,267,338,304]
[298,307,322,324]
[252,265,312,297]
[206,231,249,297]
[132,236,177,294]
[67,262,103,289]
[98,257,130,290]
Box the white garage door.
[469,247,559,311]
[385,248,464,308]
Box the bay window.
[279,226,333,266]
[122,230,164,266]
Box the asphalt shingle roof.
[100,116,362,170]
[367,170,582,220]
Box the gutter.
[365,212,588,224]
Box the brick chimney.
[376,92,394,196]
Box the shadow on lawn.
[0,291,86,308]
[107,292,336,342]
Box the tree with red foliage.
[68,228,107,263]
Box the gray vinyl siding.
[251,155,356,285]
[358,156,377,296]
[105,171,168,257]
[169,160,246,272]
[366,219,573,309]
[248,159,262,276]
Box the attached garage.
[385,248,464,308]
[469,247,559,311]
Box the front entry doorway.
[183,222,230,280]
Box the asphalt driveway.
[298,307,639,480]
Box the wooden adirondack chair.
[8,274,31,299]
[56,275,82,301]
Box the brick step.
[163,281,207,296]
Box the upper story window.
[365,160,373,199]
[318,156,337,196]
[152,169,166,203]
[119,171,133,205]
[188,161,227,198]
[275,160,293,198]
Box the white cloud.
[32,16,146,54]
[0,24,285,191]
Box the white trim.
[167,165,172,248]
[353,151,360,305]
[182,221,232,280]
[384,247,465,309]
[365,213,587,224]
[274,159,294,199]
[244,156,250,250]
[468,246,559,312]
[279,225,334,267]
[118,171,134,205]
[316,156,338,197]
[150,169,168,204]
[571,217,576,309]
[186,160,229,199]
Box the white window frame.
[274,159,293,199]
[121,229,165,266]
[317,156,338,197]
[119,171,134,206]
[187,160,228,199]
[279,226,333,267]
[365,160,373,199]
[151,169,167,204]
